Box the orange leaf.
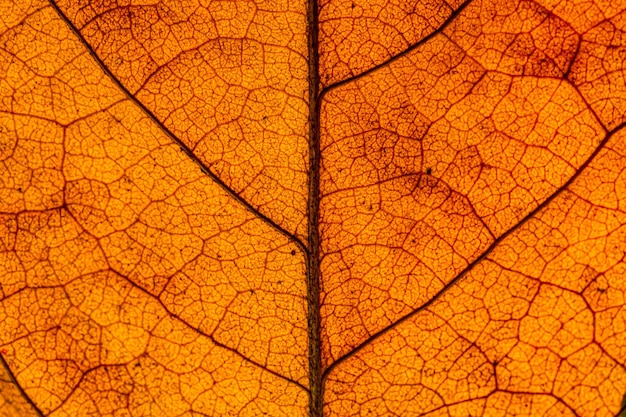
[1,0,626,416]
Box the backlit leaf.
[1,0,625,416]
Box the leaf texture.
[1,1,308,415]
[1,0,626,416]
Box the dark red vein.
[47,0,307,255]
[320,0,473,97]
[0,354,45,417]
[306,0,323,412]
[323,120,623,381]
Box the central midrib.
[305,0,323,412]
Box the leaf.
[1,0,625,416]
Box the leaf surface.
[1,0,626,416]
